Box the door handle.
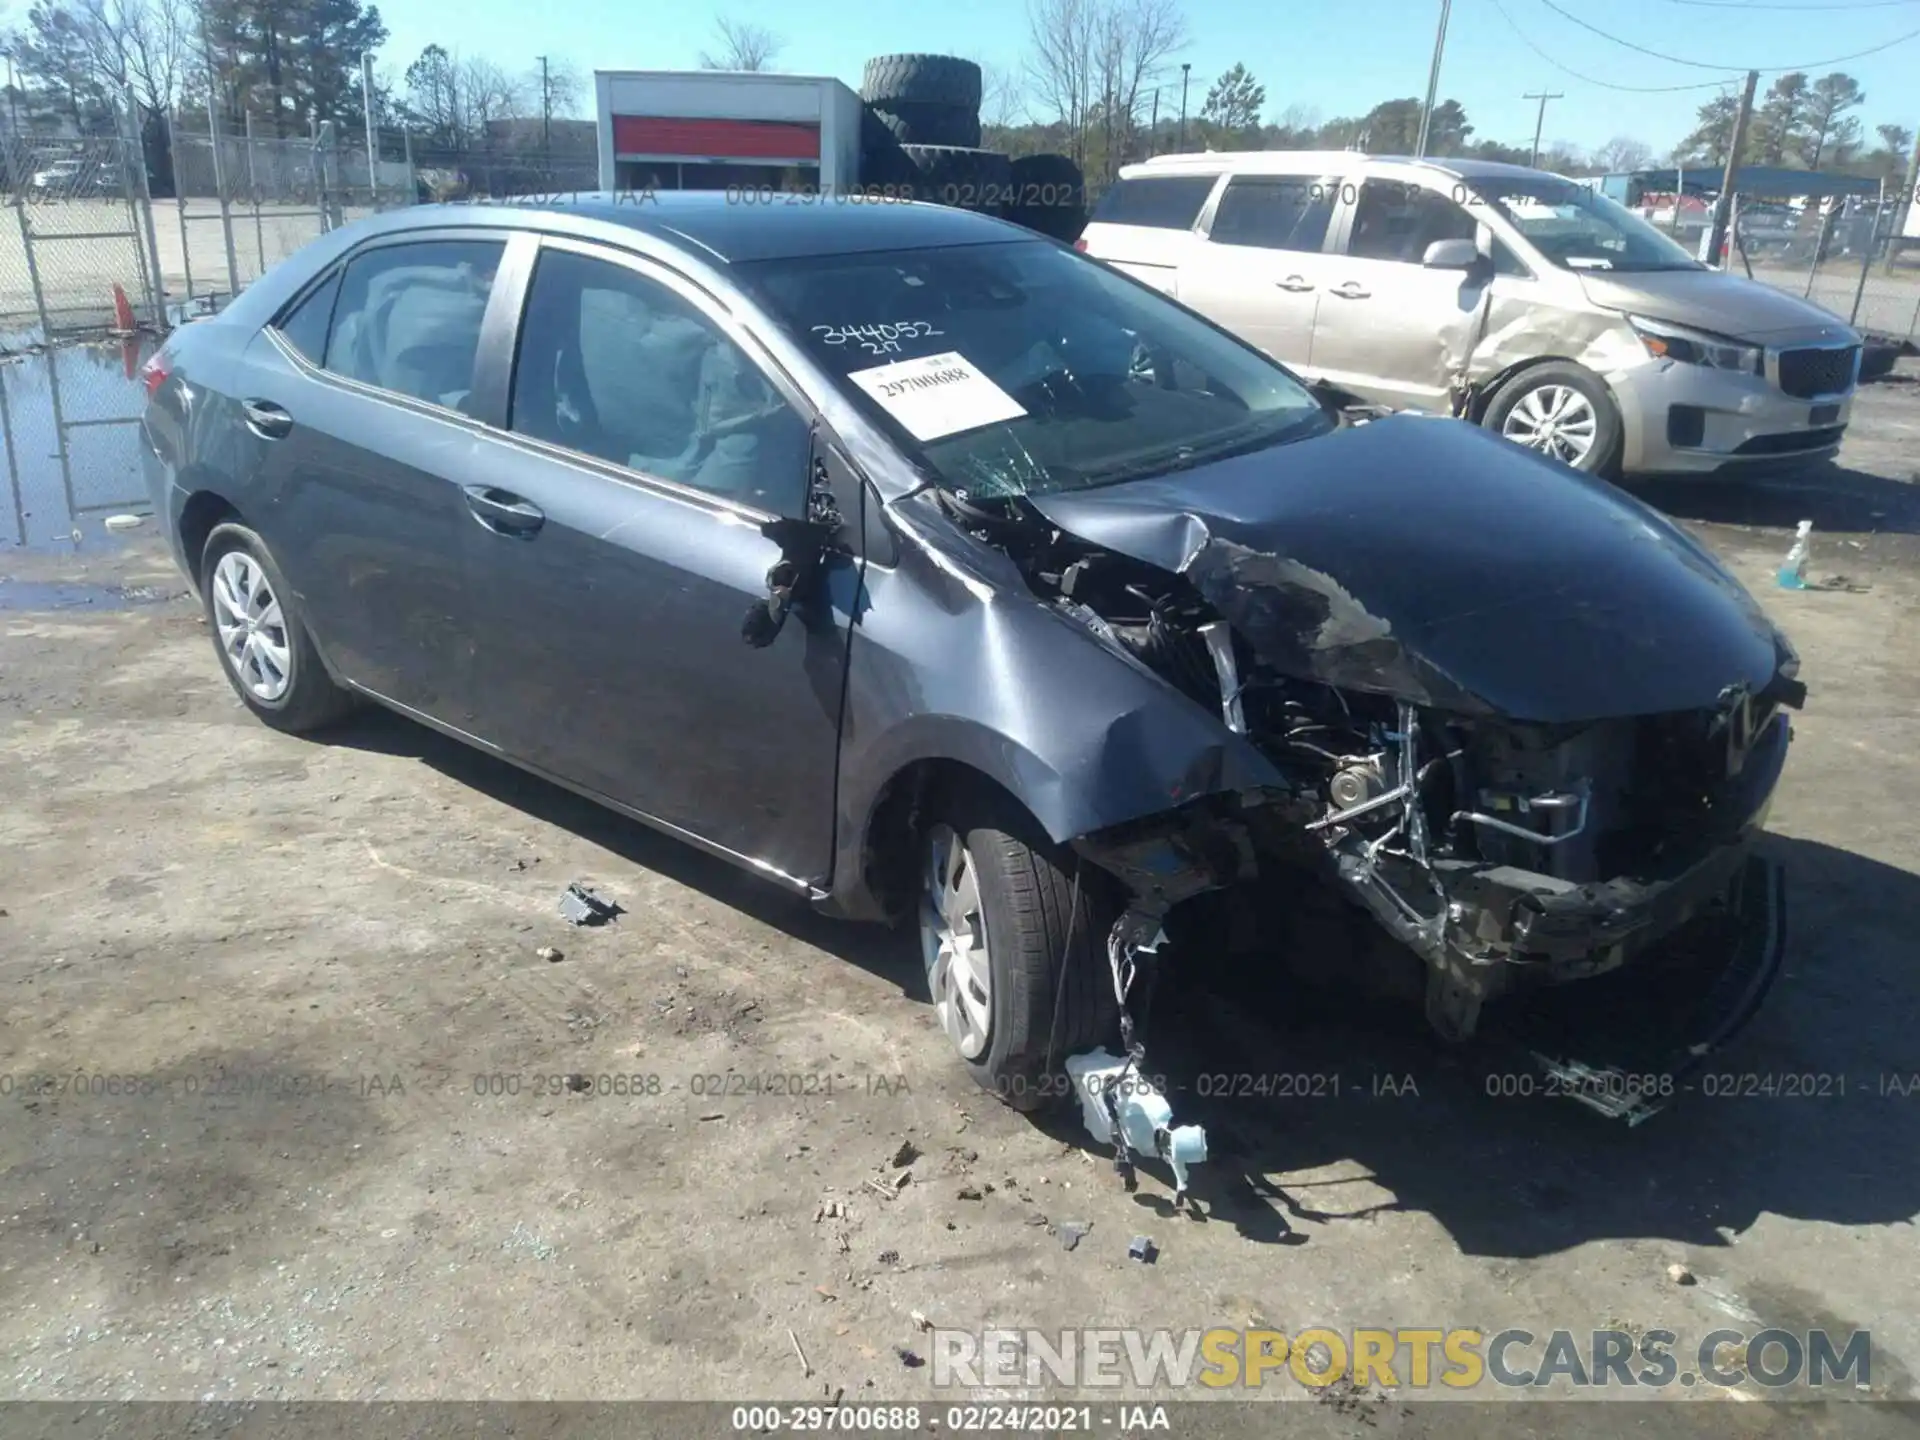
[463,485,545,537]
[1276,276,1316,292]
[240,398,293,439]
[1330,282,1372,300]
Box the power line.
[1487,0,1744,89]
[1533,0,1920,72]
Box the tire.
[898,145,1013,212]
[870,102,982,151]
[1005,153,1086,240]
[1481,361,1623,476]
[919,786,1119,1112]
[200,522,358,734]
[861,54,983,111]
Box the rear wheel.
[201,522,358,733]
[1481,361,1622,475]
[918,788,1117,1110]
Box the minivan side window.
[1089,175,1218,231]
[1207,177,1336,253]
[509,248,812,515]
[1345,181,1478,265]
[322,239,505,409]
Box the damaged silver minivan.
[143,197,1798,1155]
[1080,152,1861,476]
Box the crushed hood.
[1575,267,1855,342]
[1029,416,1791,723]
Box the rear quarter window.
[1089,175,1218,231]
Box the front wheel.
[919,789,1118,1111]
[1482,362,1623,475]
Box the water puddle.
[0,579,187,612]
[2,338,157,553]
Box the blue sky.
[372,0,1920,156]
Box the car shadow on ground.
[1626,461,1920,535]
[324,714,1920,1263]
[1128,831,1920,1262]
[324,705,919,980]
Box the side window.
[323,239,504,408]
[1207,176,1335,253]
[509,247,812,514]
[1346,181,1479,265]
[275,268,342,364]
[1493,238,1530,278]
[1089,175,1218,231]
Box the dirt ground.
[4,367,1920,1434]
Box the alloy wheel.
[211,550,293,702]
[1501,383,1599,467]
[920,823,993,1061]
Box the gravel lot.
[3,362,1919,1434]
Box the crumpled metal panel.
[1031,414,1789,723]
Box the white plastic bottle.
[1777,520,1813,590]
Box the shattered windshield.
[740,238,1332,499]
[1465,178,1702,273]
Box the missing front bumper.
[1485,854,1788,1125]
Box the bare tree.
[1092,0,1185,181]
[529,55,583,119]
[977,58,1027,132]
[1026,0,1184,174]
[699,16,784,72]
[1591,135,1653,173]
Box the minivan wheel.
[201,522,357,733]
[918,790,1118,1111]
[1482,362,1622,475]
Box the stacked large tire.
[857,52,1087,241]
[861,55,984,151]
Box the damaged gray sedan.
[142,196,1800,1154]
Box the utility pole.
[1149,87,1159,158]
[1890,124,1920,274]
[538,56,551,177]
[1706,69,1758,268]
[1524,90,1562,170]
[361,52,378,205]
[1414,0,1454,158]
[1178,63,1190,150]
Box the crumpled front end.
[949,422,1805,1120]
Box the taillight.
[140,352,171,398]
[1073,238,1088,252]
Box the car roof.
[371,191,1026,264]
[1117,151,1575,185]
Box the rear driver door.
[1177,173,1340,371]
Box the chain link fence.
[2,124,163,347]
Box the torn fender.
[1030,415,1789,724]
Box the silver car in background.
[1080,152,1861,476]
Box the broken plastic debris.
[1065,1048,1207,1203]
[1128,1235,1157,1264]
[1777,520,1812,590]
[559,883,621,926]
[103,513,144,532]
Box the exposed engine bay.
[935,483,1801,1133]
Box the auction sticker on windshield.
[847,351,1027,442]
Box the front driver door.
[459,238,857,888]
[1310,178,1493,411]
